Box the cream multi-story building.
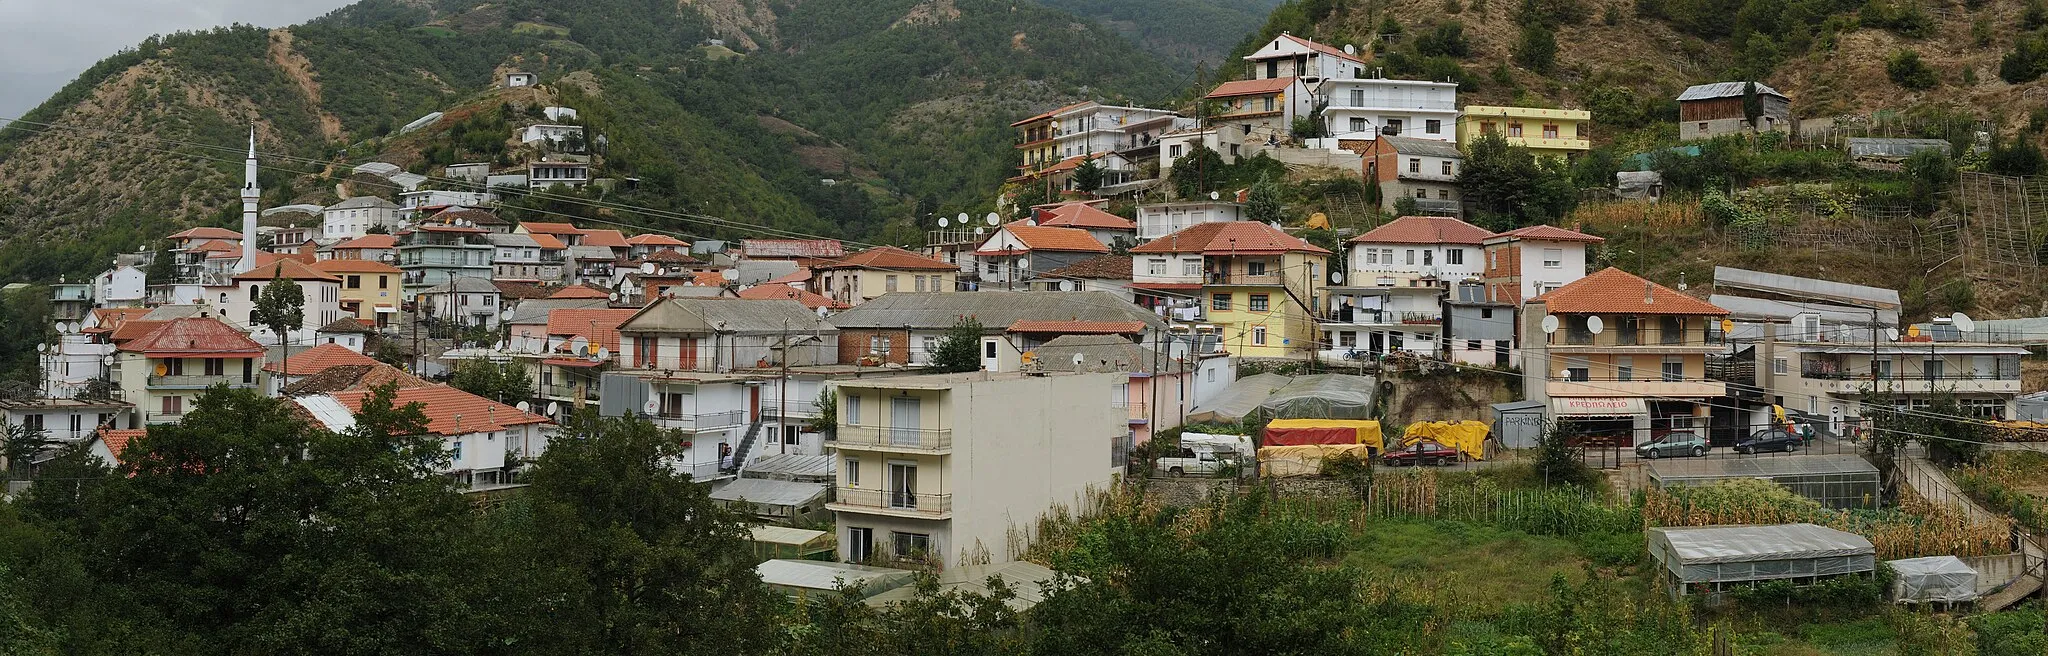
[811,247,959,307]
[113,316,266,426]
[828,371,1123,568]
[1457,106,1593,160]
[1520,268,1730,445]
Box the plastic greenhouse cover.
[1187,373,1293,424]
[1887,556,1979,603]
[1251,374,1377,422]
[1650,523,1874,564]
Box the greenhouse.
[1887,556,1979,605]
[1646,454,1881,509]
[1647,523,1877,601]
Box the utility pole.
[780,318,790,456]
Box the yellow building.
[1457,106,1592,160]
[1129,222,1330,359]
[112,317,266,427]
[312,259,404,327]
[811,246,960,307]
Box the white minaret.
[236,127,261,273]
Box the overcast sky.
[0,0,351,122]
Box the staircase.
[723,419,767,474]
[1981,571,2043,611]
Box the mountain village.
[4,25,2048,641]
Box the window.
[845,458,860,486]
[1466,339,1481,350]
[1365,249,1381,265]
[984,340,997,359]
[1542,124,1560,139]
[1772,357,1789,375]
[1212,293,1231,311]
[1872,357,1893,379]
[19,414,41,432]
[845,395,860,424]
[1405,250,1416,265]
[203,358,224,376]
[1252,326,1268,345]
[1338,332,1356,347]
[893,532,932,558]
[1262,97,1275,111]
[1147,259,1167,275]
[1446,249,1464,265]
[1230,144,1241,157]
[1480,121,1496,134]
[1425,119,1442,134]
[1617,316,1640,345]
[1616,356,1634,381]
[1565,316,1593,345]
[1441,160,1454,176]
[1542,248,1563,268]
[249,285,261,301]
[1246,261,1267,276]
[1408,158,1421,174]
[68,414,82,436]
[1565,357,1589,382]
[914,275,926,292]
[1481,308,1493,319]
[1385,119,1402,134]
[885,275,898,292]
[1381,248,1395,263]
[160,396,182,416]
[165,359,184,376]
[452,441,463,461]
[1573,123,1584,138]
[346,275,361,289]
[1438,189,1451,200]
[1350,117,1366,132]
[1415,188,1428,198]
[1508,123,1524,137]
[985,261,999,275]
[1182,259,1201,276]
[1661,356,1685,382]
[1697,122,1708,132]
[1660,316,1686,344]
[1423,250,1433,266]
[1350,89,1364,106]
[1924,358,1944,380]
[1249,294,1270,311]
[869,335,891,357]
[1169,144,1183,158]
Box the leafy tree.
[1513,25,1557,73]
[250,273,304,387]
[1988,134,2047,176]
[1570,146,1623,189]
[1456,132,1578,228]
[1244,175,1284,224]
[780,573,1026,655]
[2029,0,2048,29]
[1885,49,1939,90]
[1903,149,1955,212]
[1378,16,1405,37]
[1072,158,1104,195]
[2000,35,2048,83]
[1,422,51,480]
[1415,21,1473,57]
[1168,144,1226,200]
[511,413,782,654]
[928,317,985,373]
[449,357,534,404]
[807,387,836,433]
[0,286,50,385]
[144,244,176,282]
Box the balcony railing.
[540,382,601,400]
[830,425,952,452]
[652,409,746,431]
[143,412,186,424]
[1323,309,1442,325]
[147,375,256,390]
[1206,272,1284,286]
[761,402,822,418]
[1799,369,2018,382]
[832,487,952,517]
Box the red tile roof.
[493,281,558,299]
[738,283,849,310]
[978,225,1110,254]
[768,268,812,285]
[1350,216,1494,245]
[262,343,380,375]
[85,308,152,334]
[110,320,168,343]
[332,234,397,250]
[233,258,342,282]
[1129,221,1330,255]
[188,239,239,253]
[327,385,549,435]
[169,227,243,240]
[1043,254,1133,280]
[1277,34,1367,65]
[1038,204,1137,231]
[548,286,611,300]
[1008,320,1148,335]
[581,229,629,248]
[639,249,699,264]
[815,246,959,271]
[318,318,377,333]
[1206,77,1296,98]
[741,239,846,259]
[1534,267,1729,316]
[529,233,568,250]
[546,308,639,354]
[311,259,403,274]
[626,234,689,246]
[95,428,146,464]
[1490,224,1606,244]
[121,317,265,357]
[519,222,585,235]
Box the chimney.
[1643,281,1654,305]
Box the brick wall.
[836,329,910,365]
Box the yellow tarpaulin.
[1263,418,1384,451]
[1257,444,1374,478]
[1400,421,1491,461]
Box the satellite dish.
[1344,44,1358,55]
[1209,191,1221,201]
[1886,327,1901,341]
[516,401,531,412]
[608,292,621,302]
[154,362,168,376]
[1073,353,1085,366]
[35,343,47,353]
[1586,316,1605,335]
[1061,280,1075,291]
[596,347,611,361]
[546,402,560,417]
[957,212,969,224]
[985,213,999,226]
[501,309,515,320]
[570,336,590,354]
[493,340,506,351]
[1024,218,1037,227]
[1329,271,1345,285]
[643,399,659,415]
[1015,258,1030,270]
[641,262,657,275]
[1952,312,1976,333]
[102,354,115,366]
[974,227,985,235]
[1906,325,1921,338]
[1540,315,1560,334]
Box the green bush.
[1885,49,1939,90]
[2000,36,2048,84]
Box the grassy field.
[1344,520,1608,608]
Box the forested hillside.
[0,0,1190,283]
[1040,0,1290,70]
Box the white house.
[520,124,586,148]
[504,72,537,88]
[95,265,146,308]
[303,385,556,488]
[419,277,505,329]
[1158,127,1247,171]
[221,259,346,344]
[1480,225,1603,304]
[399,190,494,214]
[1045,102,1187,161]
[529,161,591,189]
[1135,201,1245,241]
[1319,77,1460,143]
[444,163,492,183]
[1203,76,1317,156]
[2,398,132,444]
[542,106,579,122]
[321,197,403,240]
[1344,215,1492,287]
[1243,33,1368,82]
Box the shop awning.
[1552,397,1647,417]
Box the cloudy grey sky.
[0,0,351,121]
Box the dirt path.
[267,29,343,141]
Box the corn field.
[1641,482,2013,560]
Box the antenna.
[596,347,611,361]
[643,399,659,415]
[1540,315,1560,334]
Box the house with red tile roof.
[515,221,587,245]
[260,342,380,395]
[740,239,845,261]
[1130,221,1329,359]
[626,233,691,259]
[303,385,554,488]
[1345,215,1493,286]
[1244,33,1368,81]
[1036,203,1138,246]
[116,317,265,425]
[326,233,398,262]
[88,428,148,467]
[1029,254,1135,301]
[1481,224,1604,304]
[973,224,1110,286]
[811,247,959,306]
[223,259,346,337]
[1009,101,1190,184]
[1520,267,1730,444]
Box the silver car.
[1635,431,1708,459]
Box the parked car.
[1381,440,1459,467]
[1635,431,1709,459]
[1155,446,1239,477]
[1735,428,1802,454]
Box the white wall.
[1347,241,1483,283]
[1510,240,1589,299]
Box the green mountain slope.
[0,0,1181,282]
[1039,0,1289,71]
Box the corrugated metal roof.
[757,559,913,592]
[1708,294,1898,327]
[749,525,830,546]
[1677,82,1786,101]
[1379,135,1463,159]
[827,291,1165,331]
[295,395,359,432]
[863,561,1067,610]
[1648,523,1874,565]
[1648,454,1879,482]
[744,453,836,478]
[1713,267,1900,310]
[711,478,827,507]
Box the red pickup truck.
[1380,440,1459,467]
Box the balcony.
[1798,372,2021,396]
[830,425,952,453]
[1547,377,1726,399]
[652,409,746,432]
[1206,272,1284,286]
[1322,309,1442,326]
[143,412,186,424]
[146,375,257,390]
[829,487,952,518]
[761,401,822,419]
[540,382,600,401]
